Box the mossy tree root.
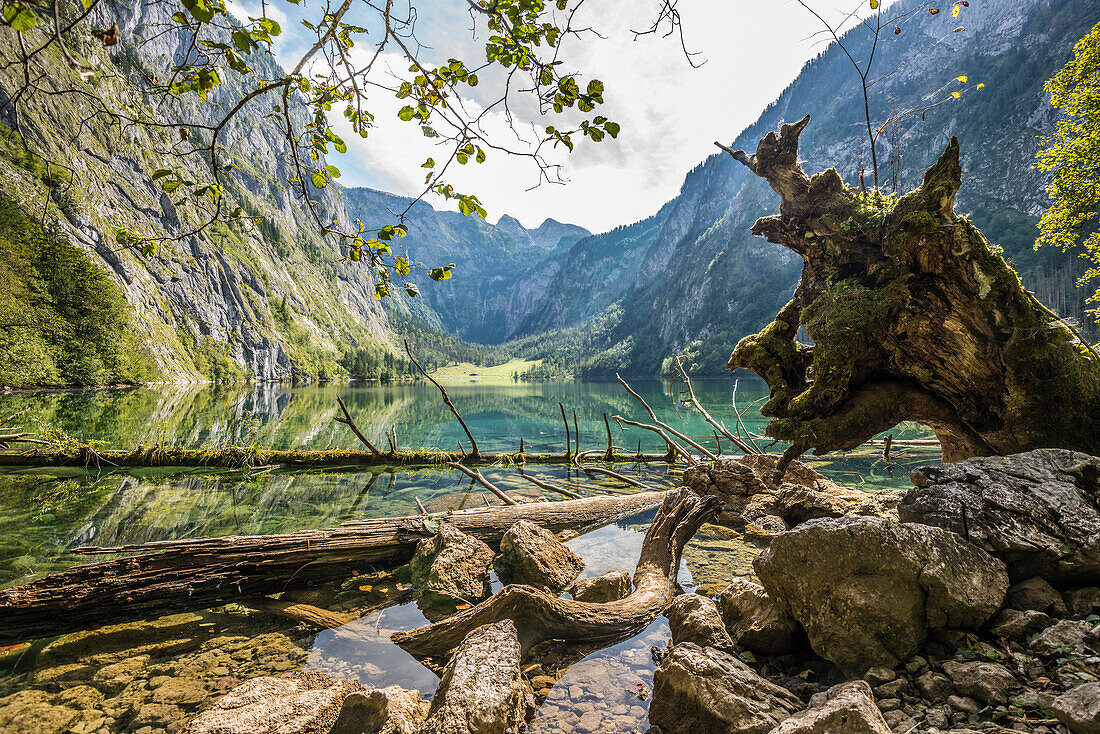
[718,115,1100,472]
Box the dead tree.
[392,488,719,660]
[717,115,1100,473]
[0,491,667,642]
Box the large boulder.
[666,594,735,650]
[769,681,891,734]
[570,570,632,603]
[409,523,495,602]
[755,516,1008,672]
[901,449,1100,585]
[717,579,803,655]
[683,455,901,528]
[1052,682,1100,734]
[331,687,430,734]
[184,672,361,734]
[648,642,802,734]
[494,520,584,594]
[420,620,534,734]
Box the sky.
[242,0,895,233]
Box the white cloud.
[265,0,898,232]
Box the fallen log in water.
[0,445,679,470]
[392,488,720,660]
[0,491,668,642]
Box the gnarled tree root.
[717,115,1100,473]
[392,488,720,661]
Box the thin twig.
[559,403,571,459]
[406,340,480,459]
[517,471,581,500]
[616,373,719,461]
[446,462,517,505]
[335,396,382,456]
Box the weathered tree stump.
[719,115,1100,471]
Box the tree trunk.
[0,445,676,470]
[720,115,1100,471]
[0,491,667,642]
[391,488,720,661]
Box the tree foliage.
[0,0,666,299]
[1037,21,1100,323]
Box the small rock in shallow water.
[571,570,632,603]
[409,523,495,602]
[330,686,429,734]
[184,672,360,734]
[495,520,584,594]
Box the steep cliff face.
[497,0,1100,374]
[0,0,397,384]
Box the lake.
[0,377,940,733]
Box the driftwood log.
[0,491,667,642]
[0,445,677,470]
[392,488,720,660]
[718,115,1100,471]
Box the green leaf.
[398,106,416,122]
[326,164,341,179]
[429,266,452,281]
[422,517,440,534]
[350,247,362,261]
[141,242,158,258]
[422,157,435,169]
[605,121,620,138]
[151,169,174,180]
[310,169,327,189]
[395,256,411,276]
[3,3,36,31]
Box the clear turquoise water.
[0,377,938,586]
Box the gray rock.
[769,680,891,734]
[570,570,631,603]
[947,695,981,714]
[988,608,1052,642]
[495,520,584,594]
[331,687,429,734]
[717,579,803,655]
[754,516,1008,671]
[1031,619,1097,656]
[421,620,534,734]
[903,449,1100,585]
[648,642,802,734]
[184,672,361,734]
[1006,577,1068,616]
[941,661,1016,705]
[874,679,909,699]
[409,524,495,602]
[914,671,953,701]
[666,594,735,650]
[683,455,900,528]
[1065,588,1100,617]
[864,667,897,687]
[1051,682,1100,734]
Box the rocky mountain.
[0,0,410,384]
[480,0,1100,374]
[341,188,589,343]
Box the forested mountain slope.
[0,0,409,385]
[495,0,1100,374]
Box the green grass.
[428,358,543,380]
